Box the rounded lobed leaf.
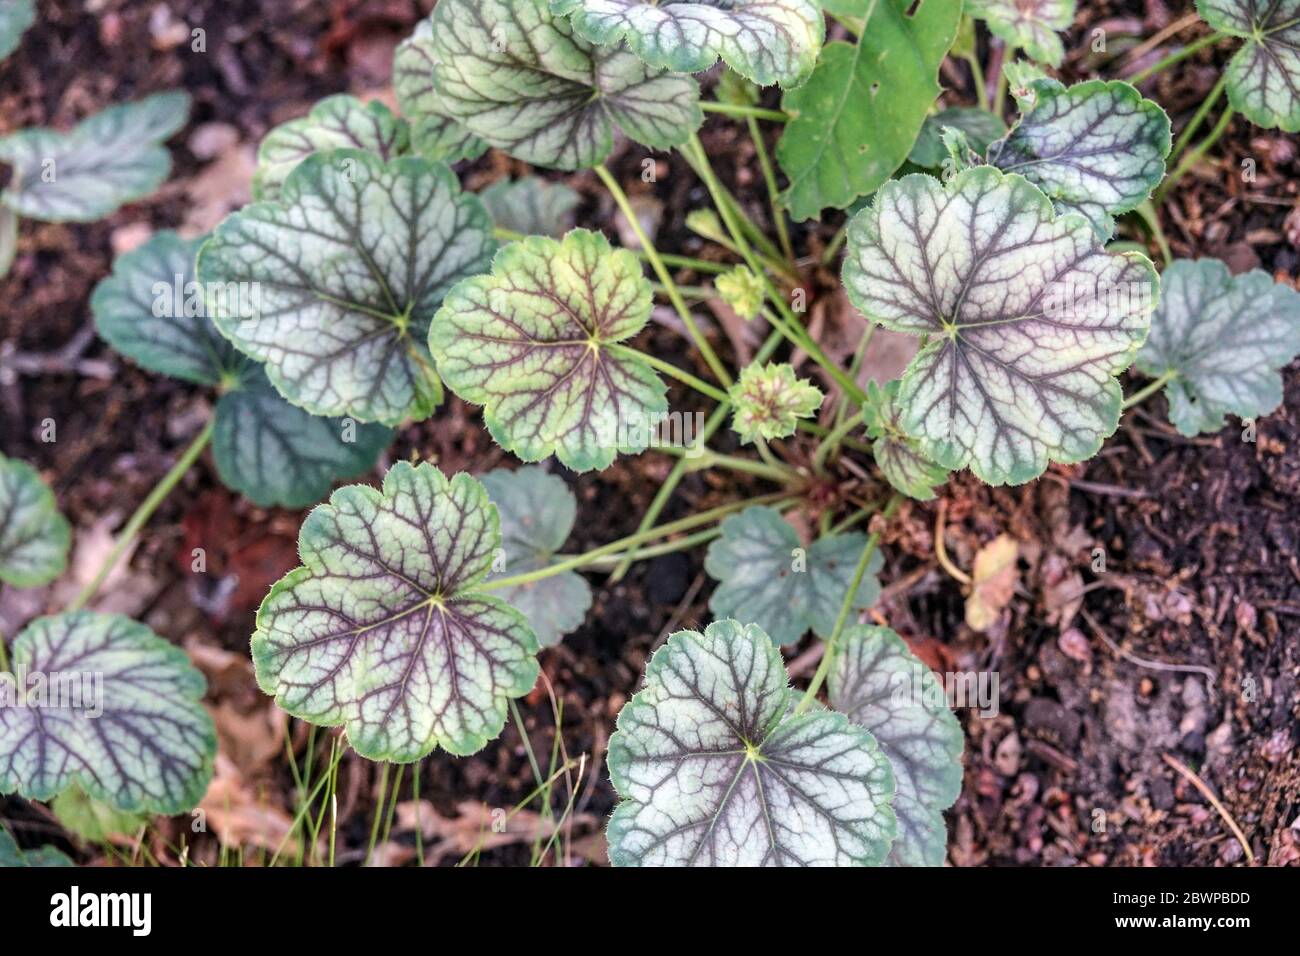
[480,177,581,240]
[0,454,70,588]
[430,229,668,472]
[608,619,897,866]
[252,463,540,762]
[481,467,592,647]
[92,231,245,386]
[728,361,823,443]
[198,150,497,426]
[863,380,949,502]
[0,91,189,222]
[0,829,73,868]
[828,625,964,866]
[423,0,703,170]
[704,506,883,645]
[549,0,825,88]
[987,79,1171,239]
[0,612,216,814]
[777,0,963,220]
[253,95,410,201]
[1135,258,1300,436]
[1198,0,1300,131]
[393,18,490,164]
[843,167,1157,486]
[0,0,34,62]
[966,0,1075,68]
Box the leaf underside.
[608,619,897,866]
[843,167,1156,486]
[0,454,70,588]
[828,625,964,866]
[0,612,215,814]
[549,0,825,88]
[0,91,189,222]
[1198,0,1300,131]
[431,229,668,472]
[253,463,540,762]
[1136,258,1300,435]
[424,0,703,170]
[481,467,593,647]
[704,506,883,645]
[198,151,496,426]
[967,0,1075,67]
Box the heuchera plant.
[5,0,1300,867]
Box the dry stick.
[1161,752,1256,864]
[933,499,972,586]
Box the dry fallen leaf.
[965,534,1019,631]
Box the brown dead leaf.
[394,799,598,866]
[965,534,1019,631]
[200,755,307,857]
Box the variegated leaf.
[967,0,1075,67]
[0,455,70,588]
[393,18,490,164]
[1199,0,1300,131]
[862,380,949,501]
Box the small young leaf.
[843,168,1156,486]
[421,0,702,170]
[92,231,245,387]
[0,612,216,814]
[393,19,489,164]
[253,95,410,201]
[51,785,146,843]
[862,380,949,501]
[715,265,765,321]
[966,0,1075,68]
[0,454,71,588]
[608,619,897,866]
[253,463,540,761]
[987,79,1171,238]
[1001,59,1055,110]
[728,361,823,443]
[0,829,73,868]
[1198,0,1300,131]
[1135,258,1300,435]
[704,506,883,645]
[430,229,668,472]
[827,625,964,867]
[480,177,581,239]
[0,92,189,222]
[198,151,496,426]
[482,467,592,647]
[909,107,1007,169]
[213,369,393,510]
[0,0,34,62]
[776,0,963,220]
[549,0,825,88]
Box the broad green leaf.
[828,625,964,866]
[608,619,896,866]
[1199,0,1300,131]
[423,0,703,170]
[393,19,490,163]
[0,92,189,222]
[0,454,70,588]
[843,167,1156,486]
[51,785,147,843]
[481,177,581,239]
[862,380,949,501]
[728,361,823,442]
[213,369,393,510]
[909,107,1007,169]
[482,467,592,647]
[987,80,1171,238]
[0,830,73,868]
[430,229,668,472]
[198,151,497,426]
[549,0,824,88]
[0,0,34,62]
[253,463,540,761]
[253,95,410,201]
[92,231,245,387]
[704,506,883,645]
[0,612,216,814]
[1135,258,1300,435]
[966,0,1075,67]
[777,0,963,220]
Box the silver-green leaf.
[393,19,490,164]
[862,380,949,501]
[0,612,216,814]
[843,167,1156,486]
[1135,258,1300,435]
[0,0,34,62]
[608,619,897,866]
[966,0,1075,68]
[482,467,592,647]
[481,177,581,239]
[253,463,540,761]
[828,625,964,866]
[0,92,189,222]
[0,454,70,588]
[1198,0,1300,131]
[704,506,883,645]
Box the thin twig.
[1161,753,1255,864]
